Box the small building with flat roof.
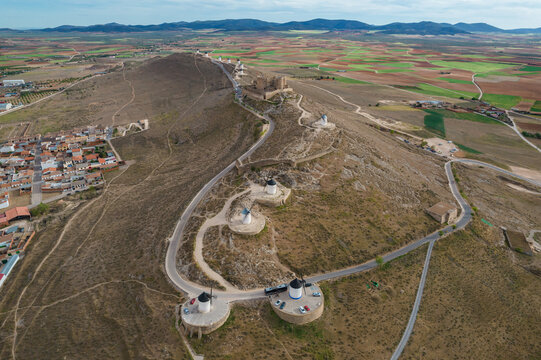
[426,201,457,224]
[505,230,532,256]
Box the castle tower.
[218,56,222,62]
[289,278,303,300]
[198,292,211,313]
[266,178,277,195]
[321,115,328,125]
[273,77,287,90]
[228,58,231,64]
[255,77,266,90]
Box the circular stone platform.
[269,283,324,325]
[181,297,230,338]
[312,119,336,129]
[252,182,291,207]
[228,208,266,235]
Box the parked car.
[312,292,321,297]
[304,305,311,312]
[183,308,189,315]
[190,298,196,305]
[279,301,286,310]
[275,299,282,306]
[299,306,306,314]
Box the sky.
[4,0,540,30]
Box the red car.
[190,298,196,305]
[304,305,310,312]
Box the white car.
[312,292,321,297]
[275,300,282,306]
[299,306,306,314]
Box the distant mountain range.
[4,19,541,35]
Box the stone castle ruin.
[243,75,292,100]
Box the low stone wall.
[272,296,324,325]
[182,306,231,338]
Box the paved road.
[505,111,541,153]
[163,60,541,335]
[164,57,275,301]
[389,158,541,359]
[391,239,435,360]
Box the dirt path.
[304,83,423,140]
[294,95,312,127]
[9,54,209,359]
[194,189,250,291]
[111,62,136,127]
[10,163,131,359]
[472,73,483,100]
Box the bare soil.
[0,53,258,359]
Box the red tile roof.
[4,207,30,222]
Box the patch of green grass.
[456,143,483,154]
[428,60,516,73]
[482,93,522,109]
[423,109,503,125]
[519,65,541,72]
[84,47,126,54]
[379,62,414,68]
[319,66,344,72]
[454,54,491,59]
[475,71,512,78]
[347,63,375,72]
[530,100,541,113]
[333,76,370,84]
[255,50,277,56]
[437,77,473,84]
[378,69,413,73]
[424,112,446,137]
[398,83,477,99]
[254,58,280,63]
[302,49,331,53]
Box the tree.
[30,202,49,217]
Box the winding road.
[163,59,541,357]
[472,73,483,100]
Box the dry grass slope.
[0,53,258,359]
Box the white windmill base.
[228,209,266,235]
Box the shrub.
[30,202,49,217]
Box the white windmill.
[265,177,277,195]
[241,207,252,225]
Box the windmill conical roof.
[289,278,302,289]
[198,292,210,302]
